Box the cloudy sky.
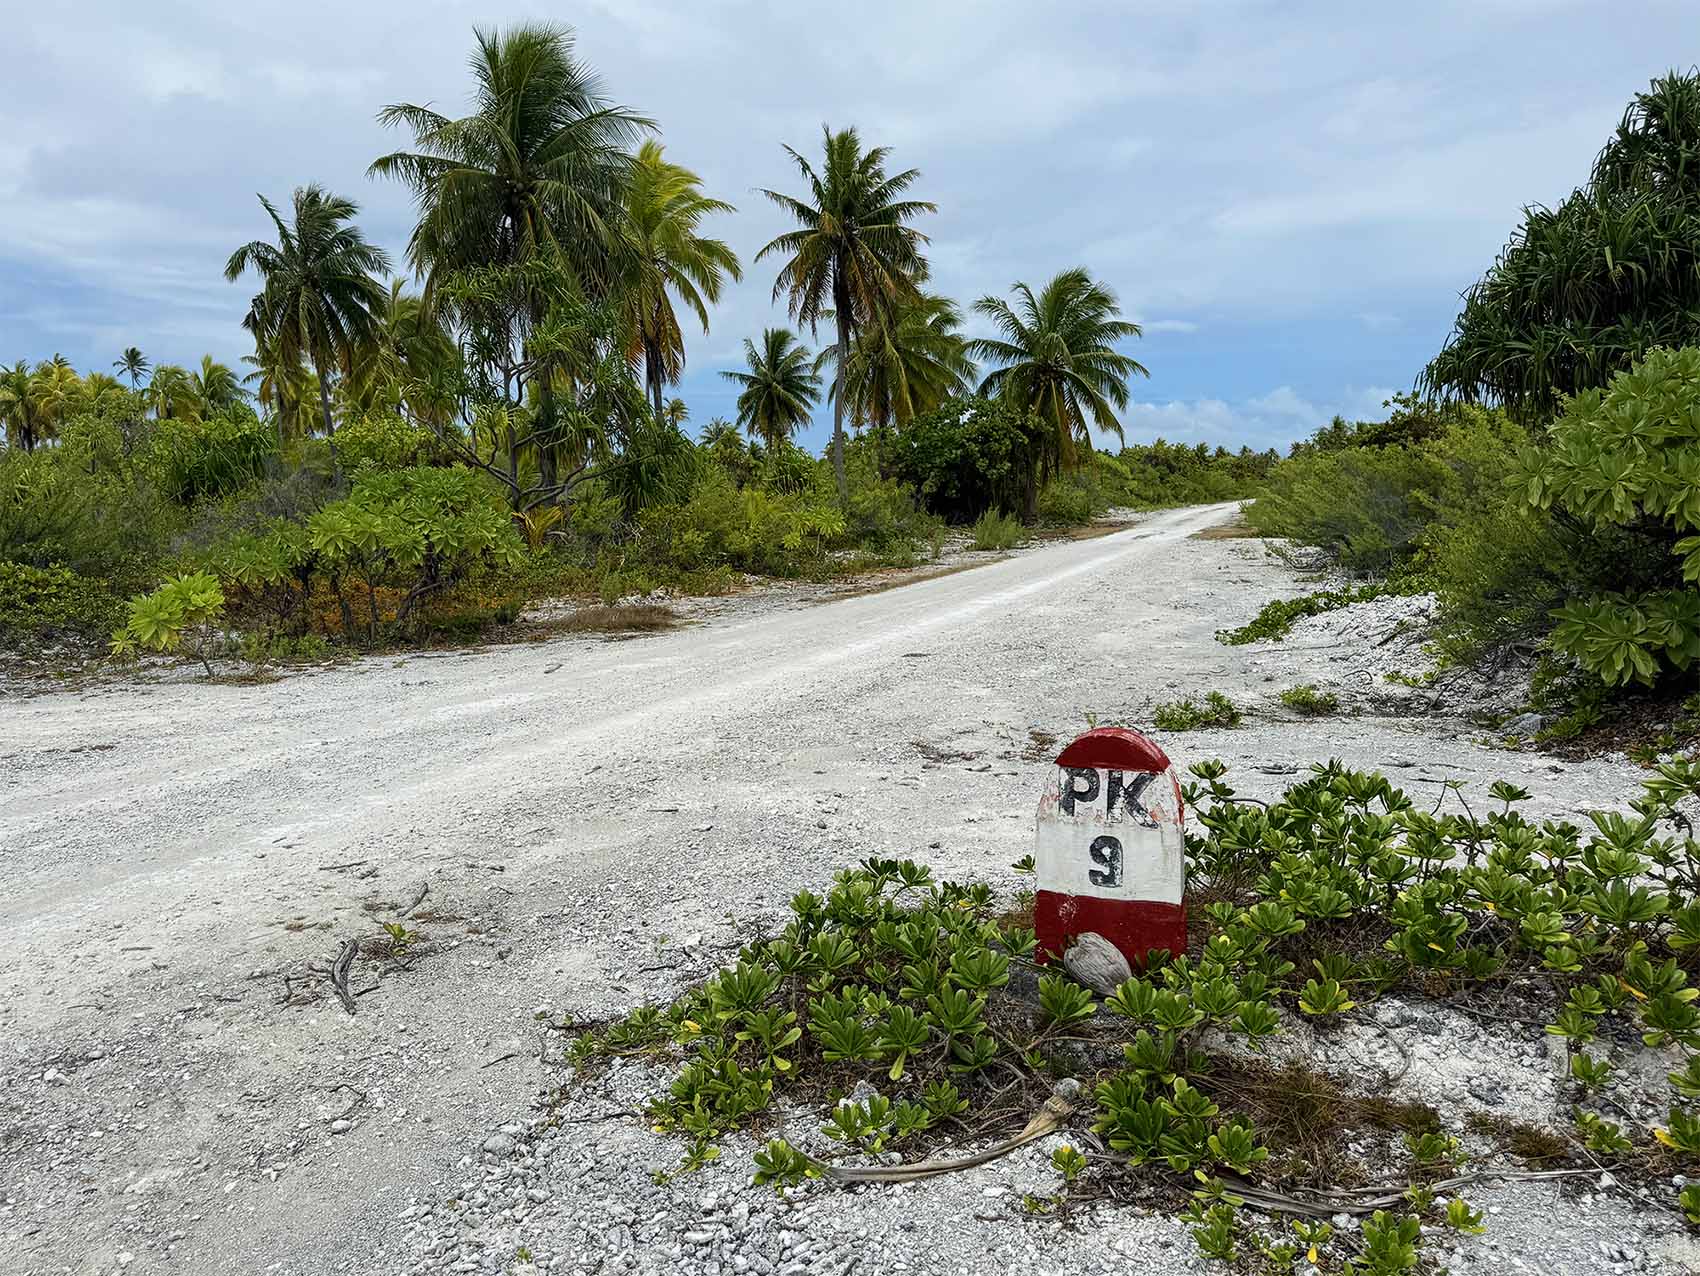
[1,1,1691,451]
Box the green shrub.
[1516,346,1700,687]
[1104,439,1279,508]
[1247,403,1525,571]
[970,509,1024,550]
[334,412,448,477]
[1279,684,1340,716]
[1153,690,1242,730]
[148,408,277,504]
[843,470,942,559]
[885,396,1044,523]
[236,631,334,666]
[635,468,844,578]
[202,464,523,643]
[111,571,225,676]
[0,450,140,577]
[570,754,1700,1266]
[1035,475,1097,526]
[0,561,123,640]
[1217,585,1387,645]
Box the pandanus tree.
[225,185,391,459]
[969,267,1147,474]
[618,141,741,419]
[1425,70,1700,421]
[721,328,822,453]
[758,126,935,502]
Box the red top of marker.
[1054,726,1171,773]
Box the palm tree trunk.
[645,339,665,420]
[539,439,558,505]
[831,310,851,506]
[314,358,341,477]
[506,422,519,504]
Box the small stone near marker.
[694,823,714,833]
[330,1119,352,1134]
[482,1133,515,1157]
[1063,932,1133,996]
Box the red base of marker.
[1033,890,1188,969]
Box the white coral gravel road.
[0,502,1674,1275]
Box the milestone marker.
[1033,726,1187,969]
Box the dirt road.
[0,503,1669,1275]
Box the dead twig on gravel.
[820,1096,1073,1184]
[329,939,359,1015]
[1358,1019,1412,1085]
[399,880,429,917]
[317,860,368,871]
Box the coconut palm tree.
[241,337,313,442]
[0,361,43,451]
[816,290,973,430]
[25,358,81,447]
[968,268,1147,471]
[192,355,246,415]
[73,372,129,418]
[147,364,202,421]
[225,184,391,454]
[721,328,822,452]
[368,23,651,292]
[113,347,150,387]
[757,126,935,502]
[617,140,741,417]
[347,278,458,421]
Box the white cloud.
[1106,384,1401,451]
[0,0,1691,428]
[1245,386,1317,419]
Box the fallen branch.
[329,940,359,1016]
[317,860,368,872]
[1217,1168,1597,1220]
[819,1096,1073,1184]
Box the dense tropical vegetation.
[0,21,1273,666]
[1250,69,1700,744]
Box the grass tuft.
[1279,684,1341,717]
[553,604,681,634]
[1153,690,1242,731]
